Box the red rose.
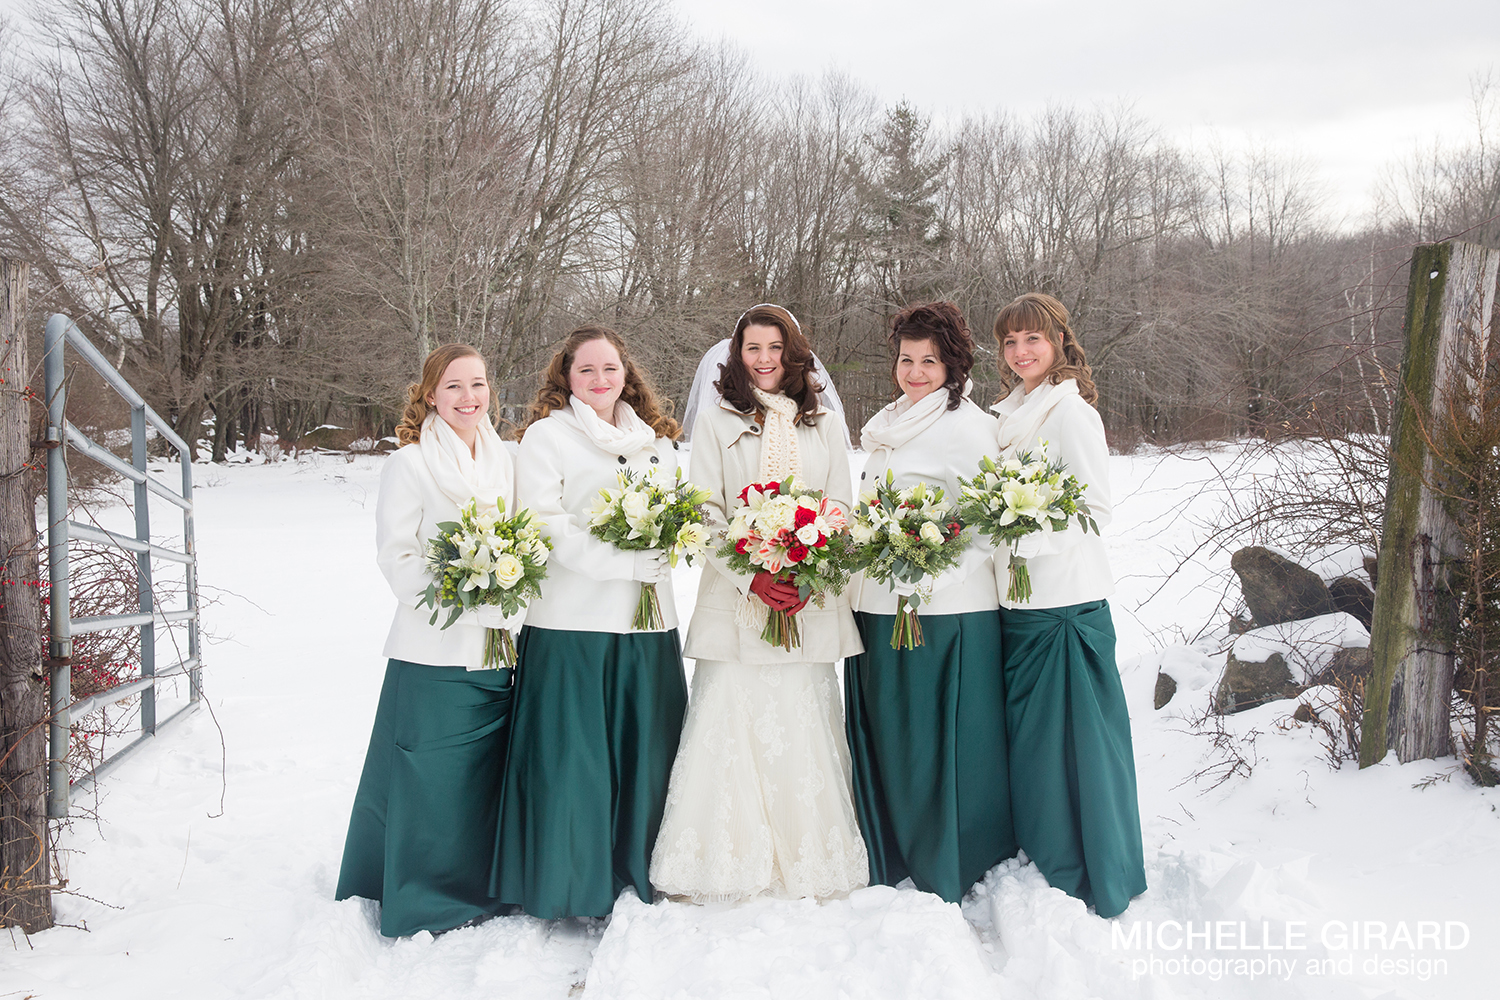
[735,538,750,554]
[815,532,827,547]
[794,505,816,528]
[738,485,752,504]
[764,480,780,494]
[787,543,809,562]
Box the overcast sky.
[672,0,1500,226]
[3,0,1495,226]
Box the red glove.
[749,572,803,611]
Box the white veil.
[682,338,853,448]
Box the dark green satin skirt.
[846,610,1016,903]
[335,658,514,937]
[493,626,688,918]
[1000,599,1146,918]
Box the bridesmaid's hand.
[749,572,801,611]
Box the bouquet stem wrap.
[763,606,801,651]
[1006,552,1033,604]
[634,583,665,632]
[891,595,924,651]
[485,627,518,669]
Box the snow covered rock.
[1215,613,1370,714]
[1230,546,1336,626]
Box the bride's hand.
[749,572,801,610]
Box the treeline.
[1,0,1495,459]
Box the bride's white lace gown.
[649,658,868,901]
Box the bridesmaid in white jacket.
[991,292,1146,918]
[337,343,519,937]
[651,304,868,902]
[845,302,1017,904]
[493,326,689,919]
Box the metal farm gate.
[43,314,202,818]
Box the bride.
[650,304,868,902]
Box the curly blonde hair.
[394,343,497,446]
[992,293,1099,405]
[519,326,682,440]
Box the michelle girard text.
[1112,920,1470,983]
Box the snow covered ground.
[4,445,1496,999]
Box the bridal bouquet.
[957,443,1099,603]
[849,471,970,650]
[421,497,551,668]
[716,476,855,651]
[586,467,713,630]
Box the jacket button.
[860,471,866,480]
[617,455,627,464]
[650,455,659,464]
[673,440,680,450]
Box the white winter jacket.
[516,406,681,633]
[376,444,517,668]
[991,380,1115,610]
[682,401,864,665]
[850,398,1001,616]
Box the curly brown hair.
[992,293,1099,405]
[889,301,974,412]
[715,303,824,424]
[394,343,497,446]
[519,326,682,440]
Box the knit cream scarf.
[751,387,802,482]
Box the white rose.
[919,521,944,547]
[796,523,821,545]
[493,553,525,589]
[850,520,876,545]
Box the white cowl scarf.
[417,411,513,513]
[992,378,1081,459]
[568,395,658,459]
[860,380,973,469]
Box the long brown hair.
[992,293,1099,405]
[889,301,974,412]
[520,326,682,440]
[715,303,823,424]
[394,343,496,446]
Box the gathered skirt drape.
[999,599,1146,918]
[493,626,688,918]
[335,659,514,937]
[845,610,1016,903]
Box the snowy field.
[4,444,1496,1000]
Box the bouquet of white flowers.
[421,497,552,668]
[957,443,1098,603]
[585,467,712,630]
[849,471,970,650]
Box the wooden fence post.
[0,257,52,931]
[1362,240,1500,768]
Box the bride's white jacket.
[683,401,864,665]
[849,398,1001,616]
[376,444,513,668]
[992,381,1115,611]
[517,406,681,633]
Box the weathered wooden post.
[1362,240,1500,768]
[0,257,52,931]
